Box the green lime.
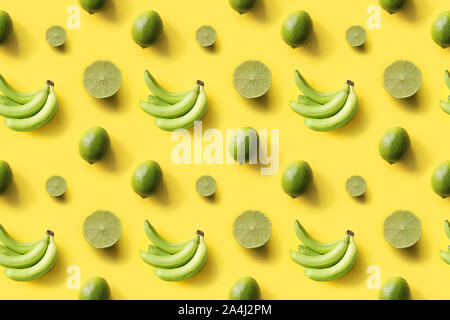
[383,210,422,249]
[0,10,13,45]
[379,277,410,300]
[83,210,122,249]
[195,175,217,197]
[431,161,450,198]
[233,60,272,99]
[79,0,107,14]
[345,175,367,197]
[378,127,410,164]
[228,0,257,14]
[281,160,313,198]
[281,10,313,48]
[229,277,261,300]
[79,277,110,300]
[345,25,367,47]
[383,60,422,99]
[379,0,408,14]
[228,127,259,164]
[0,160,12,195]
[83,60,122,99]
[45,175,67,197]
[131,10,163,48]
[78,127,110,164]
[45,25,66,47]
[195,25,217,47]
[131,160,163,198]
[232,210,272,249]
[431,11,450,49]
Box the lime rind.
[345,175,366,197]
[83,210,122,249]
[46,25,67,47]
[195,175,217,197]
[45,175,67,197]
[83,60,122,99]
[383,210,422,249]
[233,60,272,99]
[345,25,366,47]
[383,60,422,99]
[233,210,272,249]
[196,25,217,47]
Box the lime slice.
[46,25,67,47]
[345,25,366,47]
[233,60,272,99]
[345,175,366,197]
[83,60,122,99]
[383,210,422,249]
[196,25,217,47]
[383,60,422,99]
[83,210,122,249]
[195,175,217,197]
[232,210,272,249]
[45,175,67,197]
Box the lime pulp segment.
[383,60,422,99]
[345,25,366,47]
[83,210,122,249]
[233,210,272,249]
[46,25,67,47]
[83,60,122,99]
[383,210,422,249]
[195,175,217,197]
[45,175,67,197]
[233,60,272,99]
[345,175,366,197]
[196,25,217,47]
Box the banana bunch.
[140,70,208,131]
[290,70,359,131]
[140,220,208,281]
[0,75,58,131]
[0,225,58,281]
[439,70,450,115]
[290,220,358,281]
[439,220,450,265]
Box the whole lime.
[131,11,163,48]
[0,160,12,194]
[228,127,259,164]
[0,11,13,44]
[79,277,110,300]
[228,0,257,14]
[431,11,450,48]
[78,127,110,164]
[379,0,407,14]
[378,127,410,164]
[281,10,313,48]
[131,160,163,198]
[431,161,450,198]
[379,277,410,300]
[79,0,107,14]
[229,277,261,300]
[281,160,313,198]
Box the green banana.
[297,95,321,106]
[304,231,358,281]
[291,235,349,268]
[0,95,19,106]
[0,225,41,254]
[0,245,20,256]
[0,235,48,268]
[440,249,450,265]
[5,82,58,132]
[297,245,321,256]
[445,220,450,240]
[148,95,171,106]
[290,85,349,119]
[294,220,342,254]
[148,245,170,256]
[304,82,358,131]
[140,85,199,119]
[154,232,208,281]
[0,86,48,119]
[440,98,450,115]
[5,231,58,282]
[141,234,199,268]
[144,70,191,104]
[0,74,41,104]
[154,83,208,131]
[144,220,190,254]
[444,70,450,90]
[294,70,340,104]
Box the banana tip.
[196,80,204,87]
[346,80,354,86]
[46,230,54,236]
[346,230,354,236]
[46,80,54,86]
[196,230,204,236]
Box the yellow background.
[0,0,449,300]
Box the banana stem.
[46,80,54,87]
[196,230,204,236]
[46,230,54,236]
[346,80,354,87]
[346,230,354,236]
[196,80,204,87]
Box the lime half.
[345,175,366,197]
[46,25,67,47]
[233,60,272,99]
[195,175,217,197]
[196,25,217,47]
[345,25,366,47]
[46,175,67,197]
[83,210,122,249]
[233,210,272,249]
[83,60,122,99]
[383,60,422,99]
[383,210,422,249]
